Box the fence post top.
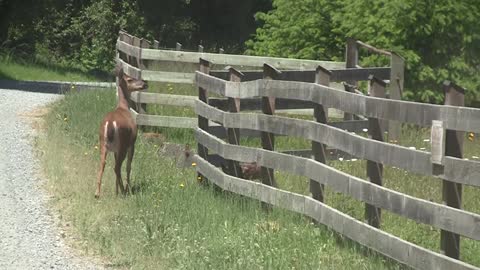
[368,74,387,88]
[443,80,465,95]
[224,66,244,77]
[316,65,332,76]
[263,63,282,76]
[199,58,211,67]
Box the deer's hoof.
[94,193,100,199]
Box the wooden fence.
[116,31,480,269]
[116,31,395,139]
[193,64,480,269]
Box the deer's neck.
[116,83,130,110]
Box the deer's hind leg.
[95,146,108,198]
[114,150,127,196]
[125,144,135,194]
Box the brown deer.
[95,63,147,198]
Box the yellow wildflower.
[468,132,474,142]
[191,162,197,167]
[179,183,185,188]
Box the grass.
[0,52,104,82]
[36,72,480,268]
[37,89,407,269]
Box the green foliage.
[33,0,148,73]
[246,0,480,105]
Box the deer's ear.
[114,62,124,77]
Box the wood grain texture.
[209,67,391,83]
[194,128,480,241]
[130,92,196,106]
[193,153,479,270]
[194,100,480,187]
[195,72,480,133]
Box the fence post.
[176,42,182,51]
[198,45,204,53]
[345,38,358,121]
[261,63,280,209]
[153,40,159,49]
[365,75,386,228]
[219,48,224,54]
[225,67,244,178]
[136,38,151,115]
[197,58,211,184]
[440,80,465,259]
[310,66,330,202]
[388,52,405,142]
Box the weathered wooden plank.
[210,67,391,83]
[117,58,141,80]
[193,154,479,270]
[225,67,244,178]
[441,81,465,259]
[132,44,346,70]
[194,73,480,133]
[194,101,480,187]
[388,52,404,141]
[356,40,392,56]
[311,66,330,202]
[136,114,196,128]
[208,97,314,111]
[365,75,386,228]
[195,72,228,96]
[130,92,196,106]
[261,64,279,191]
[195,128,480,241]
[141,70,195,84]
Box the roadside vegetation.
[0,53,102,82]
[36,79,480,268]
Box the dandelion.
[63,117,68,121]
[180,183,185,188]
[362,128,368,132]
[94,145,98,150]
[468,132,475,142]
[338,157,344,161]
[197,176,202,182]
[191,162,197,167]
[84,152,88,155]
[71,85,75,90]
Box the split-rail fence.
[116,31,480,270]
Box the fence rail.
[193,154,477,270]
[117,31,479,269]
[195,72,480,133]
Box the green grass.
[0,52,102,82]
[37,89,407,269]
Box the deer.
[95,63,147,198]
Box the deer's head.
[115,63,148,92]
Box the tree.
[246,0,480,105]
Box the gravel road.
[0,89,102,270]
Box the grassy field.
[37,88,410,269]
[36,74,480,269]
[0,53,103,82]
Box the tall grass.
[37,89,407,269]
